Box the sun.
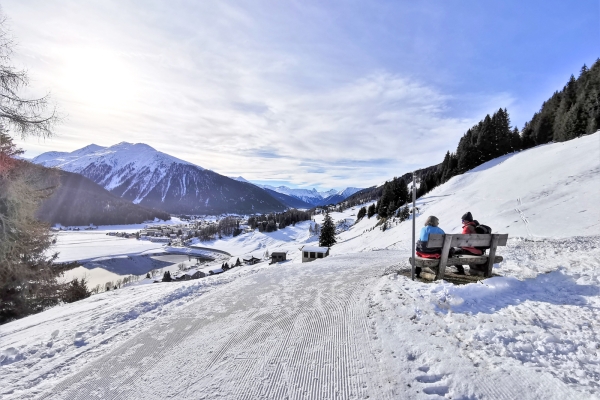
[59,47,138,110]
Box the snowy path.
[37,253,393,399]
[3,237,599,399]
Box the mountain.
[31,165,171,226]
[33,143,286,215]
[261,185,363,206]
[318,187,362,206]
[262,188,314,209]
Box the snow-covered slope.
[331,132,600,257]
[32,143,286,215]
[3,134,599,399]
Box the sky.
[4,0,599,191]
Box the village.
[94,213,337,291]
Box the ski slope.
[1,134,599,399]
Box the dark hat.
[461,212,473,222]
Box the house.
[300,245,329,263]
[271,251,287,263]
[184,269,206,280]
[208,268,224,275]
[243,256,261,265]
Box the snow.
[32,142,202,173]
[336,186,362,198]
[2,134,600,399]
[300,245,329,253]
[50,218,186,263]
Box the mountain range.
[230,177,361,207]
[33,143,362,215]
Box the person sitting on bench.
[415,216,445,277]
[453,211,484,275]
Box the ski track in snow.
[514,197,533,237]
[3,236,598,399]
[32,253,392,400]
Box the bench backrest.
[427,233,508,248]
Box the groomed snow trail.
[3,238,599,399]
[37,253,394,400]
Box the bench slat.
[409,255,504,268]
[427,233,508,248]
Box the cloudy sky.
[5,0,598,190]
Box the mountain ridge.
[33,143,286,215]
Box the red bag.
[416,251,441,259]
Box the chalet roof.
[243,256,261,261]
[301,245,329,253]
[271,251,287,255]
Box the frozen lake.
[61,253,213,289]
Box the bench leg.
[436,235,453,280]
[485,234,500,278]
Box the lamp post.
[411,171,417,281]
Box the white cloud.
[5,0,514,190]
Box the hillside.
[36,168,170,226]
[32,143,287,215]
[2,135,599,399]
[333,132,600,256]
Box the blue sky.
[5,0,598,190]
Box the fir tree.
[367,204,376,218]
[356,206,366,220]
[319,211,337,247]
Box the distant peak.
[72,143,106,154]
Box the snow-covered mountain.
[261,185,363,206]
[319,187,363,205]
[33,143,285,215]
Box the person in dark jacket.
[453,211,485,275]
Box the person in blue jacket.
[415,216,452,277]
[418,216,445,246]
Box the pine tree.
[509,127,522,152]
[357,206,366,220]
[319,211,337,247]
[377,182,393,218]
[367,204,376,218]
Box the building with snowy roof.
[271,251,287,263]
[300,245,329,263]
[243,256,261,265]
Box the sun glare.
[59,48,138,110]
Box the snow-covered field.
[1,133,599,399]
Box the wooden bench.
[409,233,508,281]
